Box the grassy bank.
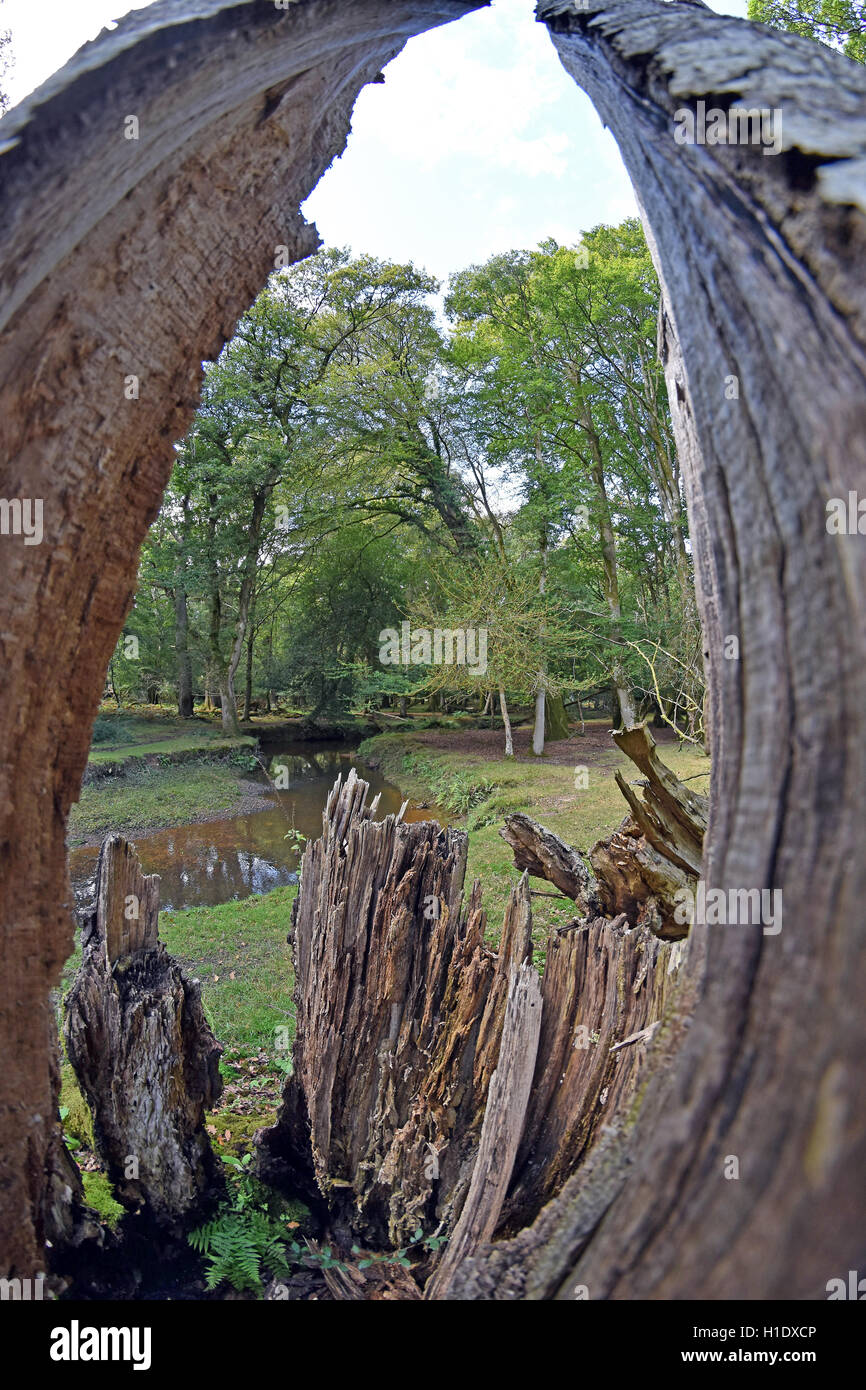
[68,757,267,847]
[90,708,255,763]
[67,705,270,846]
[359,721,711,958]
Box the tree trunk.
[499,685,514,757]
[243,619,255,723]
[175,588,194,719]
[64,837,224,1231]
[532,533,548,755]
[543,690,570,742]
[531,690,545,756]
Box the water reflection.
[68,742,447,913]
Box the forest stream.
[67,739,449,913]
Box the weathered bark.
[502,724,706,939]
[64,837,223,1230]
[257,770,537,1252]
[585,722,707,938]
[498,684,514,757]
[543,689,570,742]
[425,960,542,1299]
[501,811,598,912]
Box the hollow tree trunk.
[0,0,864,1297]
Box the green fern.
[190,1207,294,1293]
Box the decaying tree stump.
[502,724,706,939]
[258,770,538,1249]
[65,836,223,1229]
[259,770,690,1293]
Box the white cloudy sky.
[1,0,748,282]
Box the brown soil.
[400,721,678,767]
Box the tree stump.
[65,836,223,1230]
[258,770,537,1250]
[259,770,690,1295]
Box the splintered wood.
[259,766,689,1293]
[502,723,707,939]
[65,836,223,1229]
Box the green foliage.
[400,749,495,815]
[189,1154,298,1294]
[352,1225,447,1271]
[748,0,865,62]
[190,1154,346,1293]
[118,223,696,738]
[90,714,138,745]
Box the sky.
[1,0,749,284]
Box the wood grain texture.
[64,837,223,1229]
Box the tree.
[410,551,571,756]
[748,0,865,61]
[446,225,686,734]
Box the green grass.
[68,760,258,845]
[88,734,255,765]
[360,728,710,955]
[160,885,296,1057]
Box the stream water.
[67,740,448,913]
